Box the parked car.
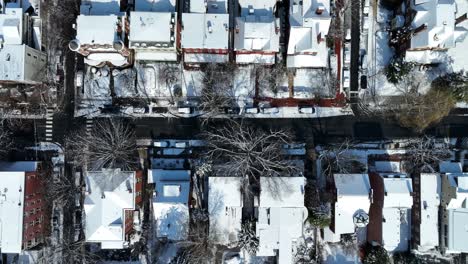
[343,69,350,89]
[175,142,188,148]
[245,107,259,114]
[360,75,368,89]
[345,29,351,41]
[298,107,315,114]
[344,44,351,65]
[261,107,279,114]
[363,16,370,32]
[178,107,192,114]
[154,141,170,148]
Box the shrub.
[307,210,331,228]
[385,57,414,84]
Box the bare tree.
[199,63,237,118]
[256,64,287,96]
[0,124,12,158]
[403,136,451,173]
[44,170,77,207]
[318,139,366,177]
[204,120,300,192]
[237,220,259,255]
[65,118,137,170]
[40,239,100,264]
[172,222,218,264]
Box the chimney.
[456,13,467,25]
[316,6,324,15]
[413,23,427,35]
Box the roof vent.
[113,40,124,51]
[207,21,213,33]
[69,39,81,51]
[316,6,325,15]
[248,5,254,15]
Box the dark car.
[360,75,368,89]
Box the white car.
[154,141,169,148]
[298,107,315,114]
[344,44,351,65]
[363,16,370,31]
[261,107,279,114]
[245,107,259,114]
[343,69,350,89]
[178,107,192,114]
[76,70,83,88]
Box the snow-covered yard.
[293,69,333,98]
[322,243,361,264]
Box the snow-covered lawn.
[294,69,333,98]
[322,243,361,264]
[233,65,255,107]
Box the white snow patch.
[322,243,361,264]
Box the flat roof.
[333,174,371,236]
[259,177,305,208]
[382,176,413,208]
[208,177,243,245]
[84,169,136,248]
[0,7,23,45]
[382,207,411,253]
[135,0,176,12]
[0,171,25,253]
[238,0,277,17]
[181,13,229,49]
[419,173,441,251]
[130,11,174,43]
[447,208,468,252]
[76,15,119,45]
[80,0,122,15]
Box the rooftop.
[76,15,120,45]
[409,0,467,50]
[149,169,190,240]
[84,169,136,249]
[208,177,243,245]
[238,0,277,17]
[383,176,413,208]
[0,171,26,253]
[447,208,468,252]
[80,0,122,15]
[135,0,176,12]
[130,12,175,45]
[0,7,23,45]
[418,173,441,251]
[259,176,305,208]
[181,13,229,49]
[333,174,371,236]
[190,0,228,13]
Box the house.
[381,175,413,253]
[70,1,130,67]
[416,173,441,252]
[0,161,48,253]
[129,0,178,62]
[403,0,468,64]
[83,169,142,249]
[181,0,229,64]
[255,176,308,264]
[148,169,190,240]
[0,4,46,84]
[327,174,372,243]
[287,0,331,68]
[441,172,468,253]
[208,177,243,246]
[234,0,280,64]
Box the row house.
[233,0,280,64]
[70,0,130,67]
[208,177,243,246]
[0,2,46,84]
[440,161,468,253]
[255,176,308,264]
[401,0,467,64]
[0,161,49,254]
[148,168,190,241]
[83,169,143,249]
[181,0,229,65]
[325,174,372,243]
[130,0,178,62]
[287,0,331,68]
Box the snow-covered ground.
[322,243,361,264]
[294,69,333,98]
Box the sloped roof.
[383,177,413,208]
[84,169,136,248]
[234,16,279,52]
[0,7,23,45]
[259,176,305,207]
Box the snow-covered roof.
[0,44,46,83]
[256,176,307,264]
[234,15,279,52]
[189,0,227,13]
[381,175,413,253]
[208,177,243,245]
[80,0,122,15]
[256,207,307,264]
[0,171,25,253]
[149,169,190,240]
[135,0,176,12]
[84,169,136,249]
[0,7,23,45]
[446,173,468,209]
[447,208,468,252]
[259,176,305,207]
[181,13,229,49]
[418,173,441,251]
[76,15,120,45]
[409,0,467,50]
[286,0,331,68]
[0,161,38,172]
[333,174,371,236]
[129,11,176,45]
[440,161,463,173]
[374,161,401,173]
[238,0,277,17]
[383,176,413,208]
